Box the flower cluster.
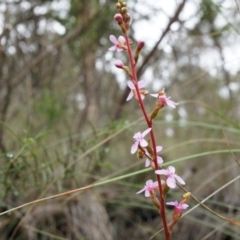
[108,0,189,236]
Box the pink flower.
[108,35,126,52]
[155,166,185,189]
[136,179,159,197]
[145,146,163,167]
[150,93,178,108]
[131,128,151,154]
[126,80,147,101]
[166,200,189,214]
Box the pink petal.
[116,48,123,52]
[127,81,135,90]
[155,169,168,175]
[180,204,189,210]
[145,159,150,167]
[118,36,125,43]
[131,142,138,154]
[140,139,148,147]
[167,178,176,188]
[157,156,163,164]
[140,94,145,100]
[174,175,186,185]
[126,91,134,101]
[109,35,117,44]
[138,80,146,88]
[166,99,178,108]
[166,201,178,207]
[142,128,151,137]
[150,94,158,98]
[156,146,163,152]
[108,46,117,51]
[115,60,124,65]
[146,157,163,167]
[136,187,146,194]
[152,181,159,188]
[145,179,154,185]
[168,166,176,174]
[133,132,141,139]
[145,190,150,197]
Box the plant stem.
[124,34,170,240]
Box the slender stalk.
[124,34,170,240]
[124,35,150,125]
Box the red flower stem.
[124,34,170,240]
[124,35,150,125]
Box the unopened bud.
[122,66,133,78]
[121,7,127,14]
[134,41,144,64]
[114,13,123,24]
[150,106,161,120]
[137,41,145,51]
[124,13,131,22]
[116,3,121,9]
[115,61,132,78]
[114,60,124,69]
[146,145,153,156]
[150,191,161,209]
[163,182,169,198]
[122,1,127,7]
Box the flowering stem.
[125,35,150,125]
[149,130,170,239]
[124,34,170,240]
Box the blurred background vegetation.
[0,0,240,239]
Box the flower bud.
[121,7,127,14]
[122,2,127,7]
[137,41,145,51]
[114,13,123,24]
[116,3,121,9]
[124,13,131,22]
[146,145,153,156]
[114,60,124,69]
[122,66,133,78]
[134,41,144,64]
[163,182,170,198]
[150,191,161,209]
[150,106,161,120]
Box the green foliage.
[33,90,65,125]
